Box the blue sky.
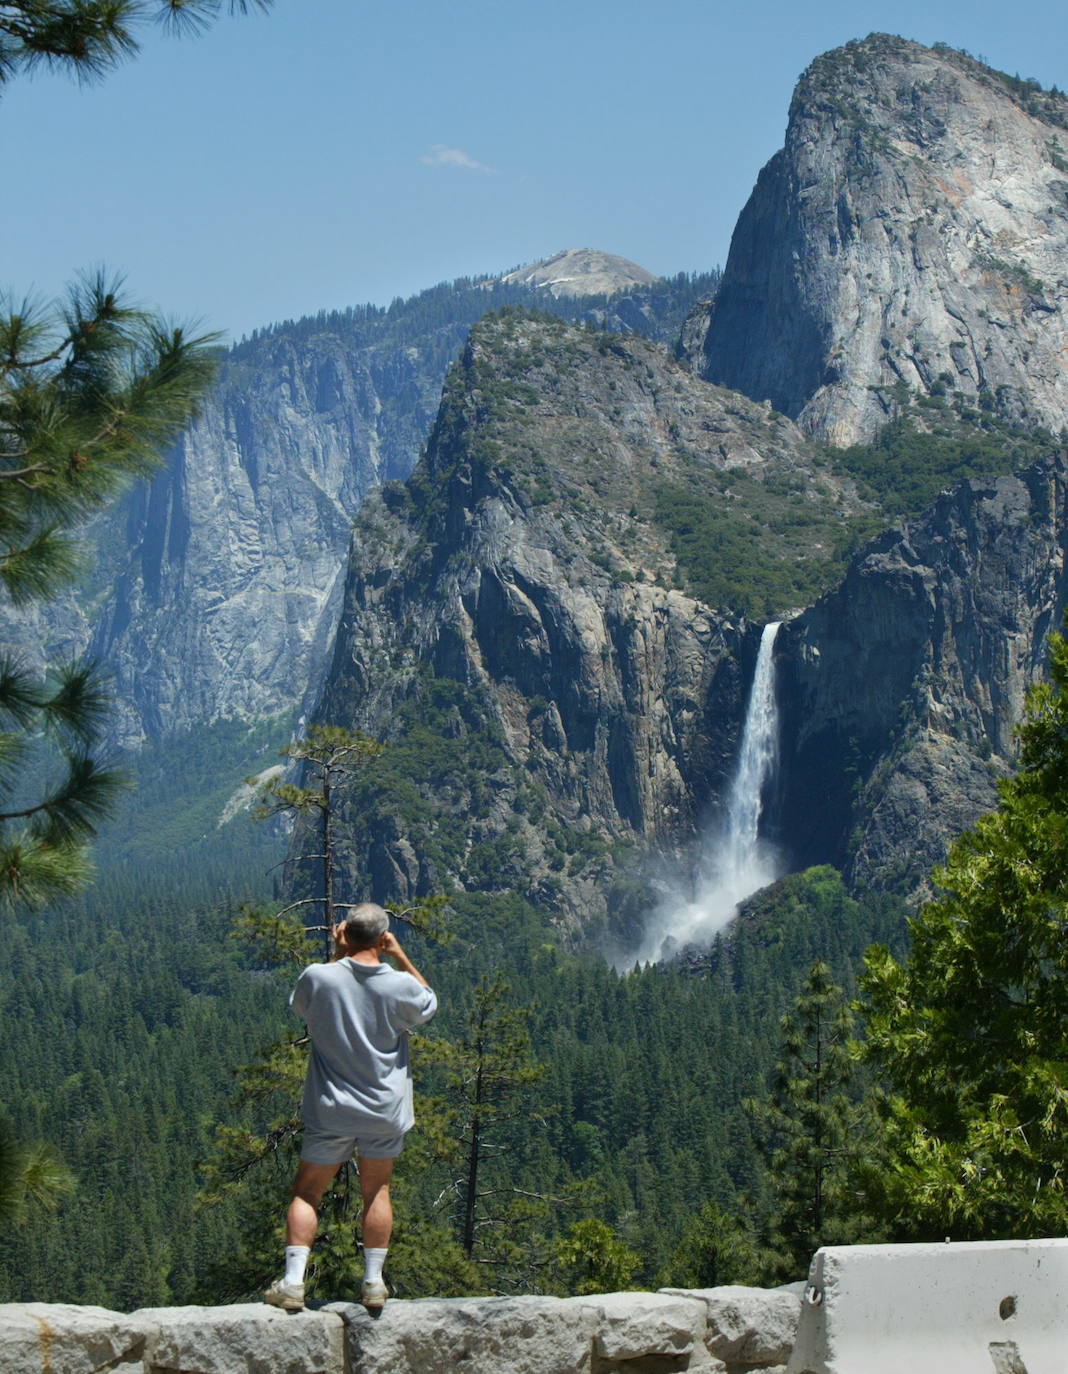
[2,0,1066,341]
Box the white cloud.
[419,144,497,174]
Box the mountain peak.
[498,249,658,298]
[688,32,1068,445]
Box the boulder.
[661,1286,801,1369]
[133,1302,344,1374]
[567,1290,716,1368]
[0,1303,153,1374]
[327,1295,597,1374]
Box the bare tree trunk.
[322,768,334,962]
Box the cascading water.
[626,621,783,966]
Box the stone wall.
[0,1284,801,1374]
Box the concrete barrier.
[785,1238,1068,1374]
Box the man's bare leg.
[358,1154,394,1307]
[358,1155,394,1248]
[286,1160,341,1247]
[264,1159,341,1309]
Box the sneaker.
[361,1278,389,1310]
[264,1278,305,1312]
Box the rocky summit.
[500,248,660,298]
[686,35,1068,445]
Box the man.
[264,903,437,1312]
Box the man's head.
[340,902,390,951]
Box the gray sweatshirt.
[290,959,438,1135]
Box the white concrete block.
[133,1302,345,1374]
[785,1238,1068,1374]
[0,1303,153,1374]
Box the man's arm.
[289,966,312,1019]
[378,930,430,987]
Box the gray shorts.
[300,1123,406,1165]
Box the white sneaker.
[361,1277,389,1310]
[264,1278,305,1312]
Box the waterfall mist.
[622,622,784,968]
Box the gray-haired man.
[264,902,437,1312]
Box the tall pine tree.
[747,960,860,1277]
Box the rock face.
[500,249,659,298]
[0,271,719,749]
[314,312,864,927]
[688,35,1068,445]
[777,453,1068,889]
[84,332,425,745]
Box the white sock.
[284,1245,310,1285]
[363,1247,387,1284]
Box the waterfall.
[625,621,783,967]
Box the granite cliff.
[311,310,1068,924]
[686,35,1068,445]
[312,311,871,928]
[777,451,1068,892]
[2,267,717,748]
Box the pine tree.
[0,276,225,905]
[0,1,270,87]
[252,725,385,959]
[426,973,556,1289]
[859,625,1068,1240]
[198,724,455,1299]
[1,1,273,905]
[0,0,283,1292]
[554,1217,641,1295]
[747,960,860,1278]
[0,1116,73,1227]
[658,1199,762,1289]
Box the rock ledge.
[0,1285,798,1373]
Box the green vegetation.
[20,630,1068,1302]
[655,389,1063,618]
[0,1118,73,1228]
[252,725,384,962]
[0,735,909,1306]
[0,2,270,87]
[653,473,872,618]
[831,394,1062,519]
[747,961,866,1278]
[231,269,722,379]
[857,625,1068,1240]
[0,274,223,905]
[341,671,519,895]
[1,6,274,1230]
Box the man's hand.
[377,929,429,986]
[378,930,404,959]
[331,921,349,961]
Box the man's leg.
[265,1159,342,1310]
[286,1160,342,1247]
[358,1154,394,1248]
[358,1153,394,1308]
